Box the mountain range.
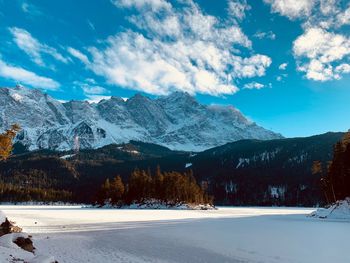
[0,85,282,151]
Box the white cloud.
[335,63,350,74]
[279,63,288,70]
[73,80,110,103]
[0,59,60,90]
[21,2,31,13]
[293,27,350,63]
[85,78,97,84]
[82,0,271,96]
[232,55,272,78]
[320,0,339,15]
[67,47,90,65]
[73,81,109,95]
[81,84,108,95]
[299,59,335,81]
[82,85,108,95]
[9,27,68,66]
[244,82,265,90]
[293,27,350,81]
[263,0,350,82]
[113,0,172,11]
[20,1,43,16]
[254,31,276,40]
[276,73,288,81]
[337,5,350,26]
[263,0,316,19]
[227,0,251,21]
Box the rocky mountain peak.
[0,86,283,151]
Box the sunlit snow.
[1,206,349,263]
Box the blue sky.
[0,0,350,138]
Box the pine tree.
[324,131,350,203]
[110,176,125,205]
[96,178,111,206]
[95,166,213,206]
[154,165,164,200]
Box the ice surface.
[0,205,348,263]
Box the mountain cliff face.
[0,86,282,151]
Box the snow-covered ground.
[1,206,349,263]
[310,198,350,220]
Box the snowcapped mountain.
[0,86,282,151]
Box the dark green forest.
[0,132,348,206]
[319,132,350,204]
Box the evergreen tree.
[110,176,125,205]
[96,178,111,206]
[127,168,151,203]
[324,131,350,203]
[153,165,164,200]
[94,166,213,206]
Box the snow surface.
[60,154,76,160]
[310,198,350,220]
[0,205,349,263]
[0,232,29,249]
[0,230,56,263]
[0,210,6,224]
[185,163,192,168]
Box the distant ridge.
[0,86,282,151]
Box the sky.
[0,0,350,138]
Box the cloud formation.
[279,63,288,70]
[79,0,271,96]
[73,79,110,102]
[227,0,251,21]
[0,59,60,90]
[74,80,108,95]
[263,0,316,20]
[67,47,90,65]
[9,27,68,67]
[244,82,265,90]
[293,27,350,81]
[254,31,276,40]
[264,0,350,81]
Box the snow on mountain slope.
[0,86,282,151]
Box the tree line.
[0,182,72,203]
[313,131,350,204]
[0,125,72,203]
[95,166,213,206]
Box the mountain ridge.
[0,85,282,151]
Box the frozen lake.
[1,206,349,263]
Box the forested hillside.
[0,132,344,206]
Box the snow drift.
[0,209,56,263]
[310,198,350,220]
